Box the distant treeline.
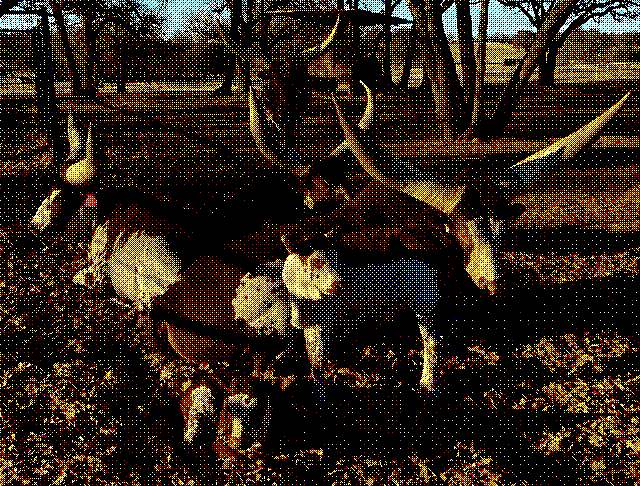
[0,22,637,83]
[391,27,640,65]
[489,28,640,63]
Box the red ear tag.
[84,193,98,207]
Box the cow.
[214,15,343,133]
[270,90,631,394]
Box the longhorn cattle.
[248,80,374,210]
[215,15,343,133]
[28,113,315,335]
[269,90,632,392]
[28,114,307,446]
[250,82,630,295]
[332,90,631,294]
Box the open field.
[0,81,639,484]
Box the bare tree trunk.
[455,0,475,117]
[407,0,465,139]
[117,36,127,93]
[78,12,97,98]
[418,59,431,90]
[381,0,393,89]
[0,0,19,18]
[219,0,242,93]
[51,0,82,96]
[240,0,253,93]
[398,26,417,90]
[462,0,488,138]
[352,0,362,94]
[489,0,578,133]
[539,45,558,85]
[540,23,577,86]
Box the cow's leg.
[292,300,334,382]
[293,299,337,406]
[303,324,326,379]
[416,314,438,392]
[216,391,270,457]
[397,259,440,393]
[182,385,218,445]
[304,322,336,405]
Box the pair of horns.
[64,114,96,187]
[249,81,375,174]
[333,88,631,214]
[214,15,341,63]
[332,88,466,214]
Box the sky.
[0,0,637,34]
[161,0,640,35]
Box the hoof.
[418,376,437,393]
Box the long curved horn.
[298,15,341,62]
[329,81,374,158]
[332,94,466,215]
[67,113,85,161]
[249,87,306,172]
[85,122,94,164]
[508,92,631,189]
[64,122,96,187]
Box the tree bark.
[78,12,97,98]
[51,0,82,96]
[455,0,475,115]
[407,0,465,139]
[219,0,242,93]
[0,0,19,18]
[240,0,253,93]
[540,19,582,86]
[117,35,128,93]
[418,59,432,90]
[381,0,394,89]
[489,0,579,133]
[398,26,417,90]
[462,0,489,138]
[539,43,558,85]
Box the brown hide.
[167,323,240,364]
[153,256,247,339]
[153,255,285,368]
[306,45,380,91]
[282,182,458,260]
[263,59,311,131]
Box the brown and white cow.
[261,90,632,393]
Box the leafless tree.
[0,0,20,18]
[498,0,640,85]
[404,0,631,138]
[44,0,163,97]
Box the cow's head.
[282,248,342,301]
[333,90,630,295]
[249,81,374,211]
[31,115,98,233]
[218,14,361,210]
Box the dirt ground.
[0,84,639,484]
